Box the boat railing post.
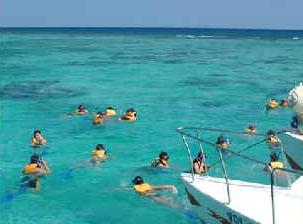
[217,147,231,204]
[278,140,292,188]
[181,133,195,181]
[270,169,276,224]
[196,130,208,176]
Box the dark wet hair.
[96,144,105,150]
[159,152,169,160]
[30,154,40,164]
[248,124,256,129]
[127,108,135,113]
[270,153,279,162]
[132,176,144,185]
[197,152,205,159]
[266,130,275,136]
[33,130,41,135]
[107,107,115,110]
[78,105,85,109]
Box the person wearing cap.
[193,152,208,174]
[91,144,108,163]
[31,130,47,146]
[151,152,169,168]
[75,105,88,115]
[119,108,137,121]
[132,176,177,196]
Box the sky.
[0,0,303,29]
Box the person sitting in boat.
[91,144,107,163]
[280,98,288,107]
[105,107,117,117]
[75,105,88,115]
[216,135,230,150]
[31,130,47,146]
[119,108,137,121]
[193,152,208,174]
[266,130,280,147]
[245,124,257,134]
[92,112,105,125]
[265,153,284,172]
[266,99,279,110]
[151,152,169,168]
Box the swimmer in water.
[31,130,47,146]
[91,144,108,164]
[151,152,169,168]
[75,105,88,115]
[245,124,257,135]
[266,130,280,147]
[92,112,106,125]
[105,107,117,117]
[216,135,230,150]
[264,153,284,172]
[119,108,137,121]
[279,98,288,107]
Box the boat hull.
[279,132,303,170]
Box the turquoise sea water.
[0,28,302,224]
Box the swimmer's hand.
[170,185,178,194]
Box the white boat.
[278,82,303,170]
[177,127,303,224]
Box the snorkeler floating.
[216,135,230,150]
[264,152,284,172]
[105,107,117,117]
[31,130,47,146]
[266,99,279,110]
[75,104,88,115]
[151,152,169,168]
[245,124,257,135]
[92,112,106,125]
[266,130,280,147]
[119,108,137,121]
[91,144,108,163]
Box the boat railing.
[177,126,302,223]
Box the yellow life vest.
[267,101,279,109]
[92,150,106,159]
[267,136,279,144]
[134,183,152,193]
[93,115,103,124]
[106,109,116,116]
[270,161,284,169]
[31,137,39,145]
[24,163,38,174]
[124,112,137,121]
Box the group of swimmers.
[266,98,288,110]
[73,105,137,124]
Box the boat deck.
[181,173,303,224]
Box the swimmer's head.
[30,154,40,164]
[159,152,169,161]
[33,130,41,135]
[270,153,279,162]
[78,105,86,110]
[197,152,206,160]
[266,130,275,136]
[96,144,105,150]
[132,176,144,185]
[107,106,115,110]
[248,124,256,129]
[127,108,135,113]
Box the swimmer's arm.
[151,185,178,194]
[41,160,52,173]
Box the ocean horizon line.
[1,26,303,32]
